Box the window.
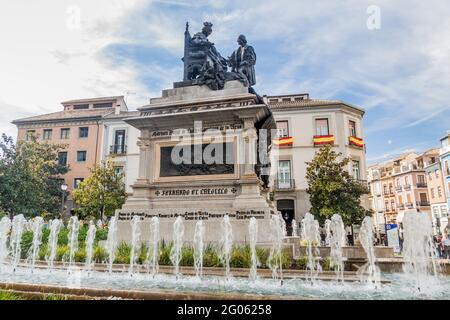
[433,207,440,218]
[391,200,395,211]
[437,186,442,198]
[276,121,289,138]
[431,188,435,199]
[352,160,360,180]
[79,127,89,138]
[58,152,68,166]
[445,161,450,176]
[419,193,428,203]
[74,178,84,189]
[281,98,291,102]
[60,128,70,139]
[406,194,412,204]
[349,120,357,137]
[435,169,440,178]
[440,205,448,216]
[385,201,389,211]
[417,175,426,184]
[383,185,388,194]
[112,130,126,154]
[398,195,403,204]
[277,160,292,188]
[26,130,35,141]
[396,178,401,187]
[315,118,329,136]
[77,151,87,162]
[404,176,409,185]
[43,129,52,140]
[428,172,432,181]
[93,103,113,109]
[389,184,393,194]
[73,104,89,110]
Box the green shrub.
[138,244,148,265]
[38,244,48,261]
[95,228,108,242]
[180,246,194,267]
[93,245,108,263]
[114,242,131,264]
[256,247,269,268]
[0,291,21,300]
[230,246,251,268]
[159,241,172,266]
[202,244,221,267]
[321,257,331,271]
[77,225,88,243]
[20,231,33,259]
[267,251,292,270]
[294,256,308,270]
[56,245,69,262]
[74,247,86,263]
[58,227,69,246]
[41,228,50,245]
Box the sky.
[0,0,449,164]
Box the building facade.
[13,96,129,213]
[265,93,367,235]
[425,159,448,234]
[440,132,450,227]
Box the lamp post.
[60,183,68,219]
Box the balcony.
[398,204,405,210]
[403,184,411,191]
[406,203,414,209]
[416,201,430,207]
[313,135,334,147]
[395,185,402,192]
[348,136,364,148]
[110,144,127,156]
[274,179,296,191]
[416,182,428,188]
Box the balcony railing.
[395,186,402,192]
[110,144,127,155]
[416,182,428,188]
[274,179,296,191]
[406,203,414,209]
[416,201,430,207]
[398,204,405,210]
[403,184,411,191]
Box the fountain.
[67,216,79,268]
[219,214,233,280]
[10,214,26,271]
[324,219,331,246]
[147,216,160,277]
[291,219,298,237]
[105,216,118,274]
[402,211,438,292]
[301,213,322,283]
[358,216,381,287]
[28,216,44,270]
[329,214,346,281]
[46,219,62,270]
[129,215,142,275]
[170,216,185,277]
[267,213,284,282]
[248,217,259,281]
[193,220,205,278]
[85,220,97,273]
[0,217,11,266]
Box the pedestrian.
[443,235,450,260]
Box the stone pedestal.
[116,81,276,243]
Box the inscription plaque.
[160,142,235,177]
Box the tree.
[305,144,372,227]
[0,134,68,218]
[72,159,126,220]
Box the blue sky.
[1,0,449,163]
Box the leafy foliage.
[0,134,68,217]
[72,160,126,220]
[305,144,372,226]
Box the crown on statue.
[203,22,213,28]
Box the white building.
[100,110,141,194]
[265,93,367,235]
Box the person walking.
[442,235,450,260]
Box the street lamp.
[60,183,68,218]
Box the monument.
[116,22,276,243]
